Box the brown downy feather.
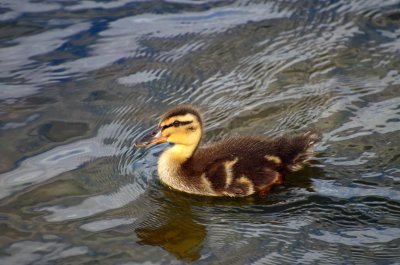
[179,131,321,196]
[274,131,322,175]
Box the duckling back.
[174,131,322,197]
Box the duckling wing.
[189,137,280,196]
[191,133,320,197]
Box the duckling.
[135,105,321,197]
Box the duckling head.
[135,106,203,159]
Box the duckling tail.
[282,131,322,173]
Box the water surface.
[0,0,400,264]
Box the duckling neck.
[158,143,199,194]
[158,143,198,186]
[167,143,198,163]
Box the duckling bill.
[135,105,321,197]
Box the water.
[0,0,400,264]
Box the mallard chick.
[135,105,321,197]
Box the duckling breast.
[158,148,219,196]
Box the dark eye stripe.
[161,120,193,130]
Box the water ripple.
[313,179,400,201]
[38,183,145,222]
[0,240,88,265]
[310,227,400,246]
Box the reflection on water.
[1,0,400,264]
[135,197,206,262]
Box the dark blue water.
[0,0,400,264]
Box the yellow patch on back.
[224,157,239,189]
[290,164,304,172]
[265,155,282,164]
[237,175,255,195]
[201,173,216,195]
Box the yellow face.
[159,113,202,146]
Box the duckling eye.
[173,120,180,127]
